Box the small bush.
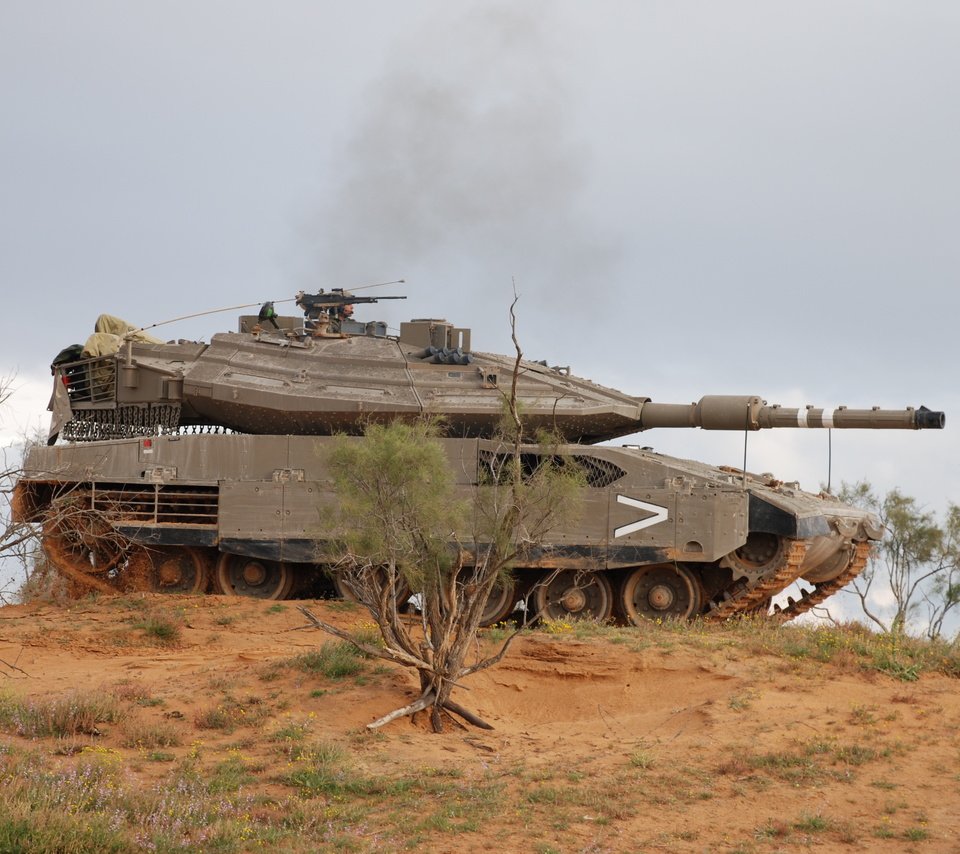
[0,690,124,738]
[110,681,149,703]
[755,820,790,839]
[119,717,183,749]
[207,756,255,794]
[194,696,270,733]
[270,720,313,759]
[350,623,386,649]
[132,614,182,644]
[194,706,235,732]
[270,721,311,742]
[15,559,72,605]
[291,643,365,680]
[539,618,575,635]
[832,744,879,765]
[794,813,831,832]
[281,741,349,794]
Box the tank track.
[769,541,872,623]
[35,494,867,626]
[62,404,182,441]
[705,540,809,621]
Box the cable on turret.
[126,279,408,338]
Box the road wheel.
[533,570,613,622]
[619,564,702,624]
[216,554,293,600]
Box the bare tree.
[300,298,583,732]
[0,374,41,603]
[920,504,960,640]
[841,482,960,638]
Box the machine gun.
[295,289,407,323]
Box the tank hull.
[16,434,880,622]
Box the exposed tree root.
[297,606,495,732]
[367,693,436,730]
[443,698,494,730]
[366,689,493,731]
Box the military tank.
[13,290,945,626]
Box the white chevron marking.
[614,495,669,538]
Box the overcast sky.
[2,1,958,524]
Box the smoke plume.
[305,4,619,340]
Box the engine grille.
[91,484,218,526]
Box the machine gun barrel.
[637,396,945,431]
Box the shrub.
[132,615,183,644]
[119,717,183,749]
[0,690,124,738]
[291,643,365,680]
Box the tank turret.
[45,294,944,444]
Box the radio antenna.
[337,278,406,293]
[132,298,299,336]
[130,277,407,336]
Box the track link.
[769,541,872,623]
[706,540,808,621]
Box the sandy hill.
[0,594,958,853]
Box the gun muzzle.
[915,406,946,429]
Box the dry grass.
[527,613,960,681]
[0,690,124,738]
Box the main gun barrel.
[637,395,945,431]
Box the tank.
[13,292,945,626]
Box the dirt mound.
[1,595,958,852]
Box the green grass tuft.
[290,642,366,680]
[132,614,183,644]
